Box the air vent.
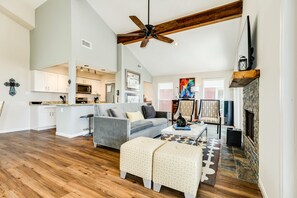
[81,39,92,49]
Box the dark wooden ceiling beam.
[118,0,243,45]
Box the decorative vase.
[176,113,186,127]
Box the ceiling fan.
[118,0,174,48]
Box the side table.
[226,128,242,147]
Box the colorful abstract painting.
[179,78,195,98]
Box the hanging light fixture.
[80,67,84,72]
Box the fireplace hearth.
[245,110,254,143]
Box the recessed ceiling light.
[174,42,178,46]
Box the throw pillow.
[109,108,126,118]
[142,105,156,119]
[126,111,145,122]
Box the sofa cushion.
[142,105,156,119]
[109,108,127,118]
[146,118,167,127]
[131,120,154,134]
[126,111,145,122]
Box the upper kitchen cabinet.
[30,0,117,72]
[31,70,58,92]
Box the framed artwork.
[125,93,140,103]
[126,70,141,91]
[179,78,195,98]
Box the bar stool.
[80,114,94,136]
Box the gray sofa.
[93,103,168,149]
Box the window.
[158,82,174,112]
[203,79,224,100]
[203,79,225,114]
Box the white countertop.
[56,104,98,107]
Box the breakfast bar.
[56,104,95,138]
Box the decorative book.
[173,124,191,131]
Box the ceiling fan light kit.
[119,0,174,48]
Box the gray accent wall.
[71,0,117,72]
[30,0,71,70]
[116,44,153,103]
[30,0,117,72]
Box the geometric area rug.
[160,134,221,186]
[198,138,221,186]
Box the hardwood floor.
[0,129,262,198]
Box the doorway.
[105,83,115,103]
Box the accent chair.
[198,99,221,139]
[172,99,195,124]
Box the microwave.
[76,84,92,94]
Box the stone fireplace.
[243,79,259,178]
[245,110,255,143]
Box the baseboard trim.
[56,131,89,138]
[258,178,268,198]
[0,127,31,134]
[32,125,56,131]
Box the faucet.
[60,95,66,104]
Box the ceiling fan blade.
[129,16,148,31]
[154,34,174,44]
[140,38,149,48]
[117,33,145,37]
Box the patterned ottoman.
[120,137,165,189]
[153,141,203,198]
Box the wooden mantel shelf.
[229,69,260,88]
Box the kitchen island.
[56,104,95,138]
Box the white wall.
[258,1,282,197]
[152,70,234,108]
[279,0,297,197]
[0,0,35,30]
[0,12,65,133]
[240,0,297,197]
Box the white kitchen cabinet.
[31,70,58,92]
[77,77,91,85]
[58,74,68,93]
[31,70,46,92]
[46,72,58,92]
[91,80,100,95]
[31,106,56,131]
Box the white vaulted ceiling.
[87,0,242,76]
[19,0,242,76]
[21,0,47,9]
[127,19,241,76]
